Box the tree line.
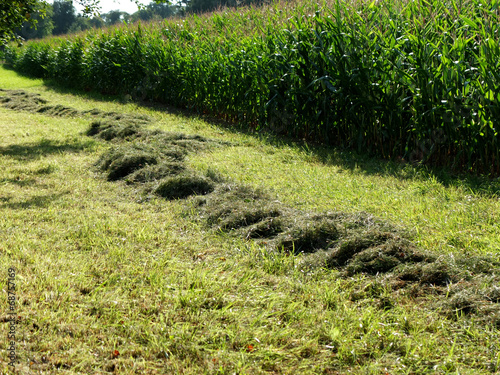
[16,1,176,40]
[15,0,267,41]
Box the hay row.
[1,89,497,324]
[88,117,500,325]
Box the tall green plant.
[4,0,500,174]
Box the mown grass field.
[1,65,500,374]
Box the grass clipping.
[0,89,79,116]
[0,89,154,124]
[2,88,498,326]
[193,184,500,326]
[85,106,500,326]
[89,120,225,200]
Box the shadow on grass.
[1,64,119,104]
[43,79,122,103]
[305,146,500,197]
[0,177,37,187]
[0,138,96,161]
[0,192,66,209]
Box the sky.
[53,0,151,15]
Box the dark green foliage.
[83,30,148,95]
[16,2,54,41]
[5,0,500,174]
[48,39,85,87]
[52,0,76,36]
[7,42,55,78]
[102,10,125,26]
[154,174,215,199]
[0,0,40,44]
[130,2,174,22]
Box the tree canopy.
[1,0,111,44]
[52,0,77,35]
[1,0,42,44]
[1,0,266,45]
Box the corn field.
[3,0,500,174]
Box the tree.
[103,10,127,25]
[67,15,92,33]
[183,0,264,14]
[186,0,223,13]
[52,0,77,35]
[133,7,154,22]
[131,2,175,23]
[1,0,165,44]
[17,3,54,40]
[88,16,105,29]
[146,2,174,18]
[1,0,42,44]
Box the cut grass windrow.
[84,99,500,329]
[1,73,500,373]
[3,86,498,329]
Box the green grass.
[1,66,500,374]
